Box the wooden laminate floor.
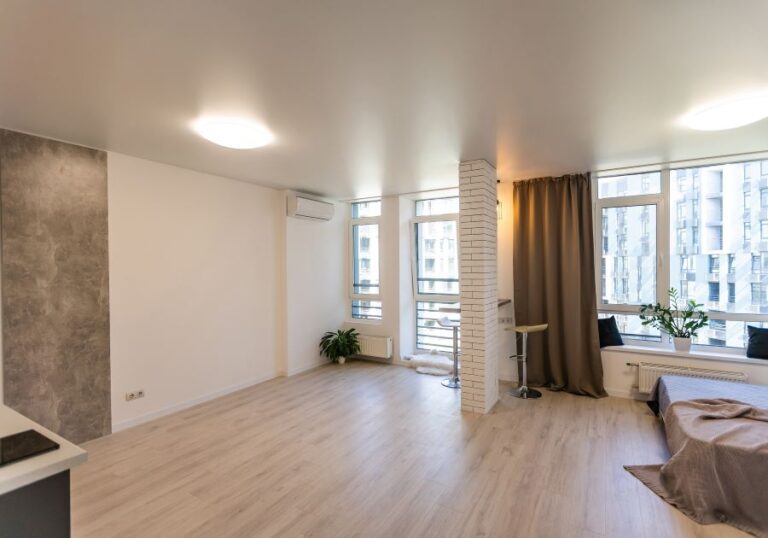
[72,362,747,538]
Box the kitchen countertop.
[0,405,87,495]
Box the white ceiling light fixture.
[192,117,274,149]
[681,91,768,131]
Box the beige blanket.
[626,399,768,538]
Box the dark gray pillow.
[598,316,624,348]
[746,325,768,359]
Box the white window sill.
[602,344,768,367]
[346,318,383,326]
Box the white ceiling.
[1,1,768,199]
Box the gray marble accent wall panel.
[0,129,111,443]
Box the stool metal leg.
[510,332,541,399]
[442,325,460,389]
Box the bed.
[626,375,768,538]
[651,375,768,418]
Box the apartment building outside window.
[350,200,382,320]
[413,197,459,352]
[595,158,768,349]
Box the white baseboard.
[112,373,276,432]
[284,359,329,376]
[605,386,646,400]
[497,381,641,401]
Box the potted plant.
[319,328,361,364]
[639,288,709,352]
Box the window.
[413,197,459,351]
[352,200,381,218]
[752,284,764,306]
[415,197,459,216]
[352,225,379,295]
[350,201,381,321]
[351,299,382,321]
[676,201,686,221]
[595,158,768,349]
[416,301,459,352]
[708,255,719,274]
[708,282,720,303]
[600,205,657,305]
[597,173,661,198]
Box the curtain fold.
[512,173,606,397]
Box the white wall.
[497,182,517,382]
[603,348,768,399]
[284,193,347,375]
[108,153,283,430]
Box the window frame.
[593,157,768,353]
[411,211,460,305]
[593,171,667,318]
[411,198,460,352]
[349,201,382,323]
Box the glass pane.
[415,197,459,216]
[693,320,768,348]
[601,205,657,304]
[352,300,382,321]
[599,313,661,342]
[416,301,459,352]
[598,172,661,199]
[352,224,379,294]
[351,200,381,218]
[670,160,768,319]
[415,220,459,295]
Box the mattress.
[655,375,768,418]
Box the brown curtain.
[512,173,606,397]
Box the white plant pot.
[337,356,346,365]
[673,337,691,353]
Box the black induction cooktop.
[0,429,59,467]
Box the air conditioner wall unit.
[286,193,335,221]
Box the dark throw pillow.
[746,325,768,359]
[598,316,624,348]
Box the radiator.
[357,335,393,359]
[637,362,748,393]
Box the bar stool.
[505,324,548,399]
[437,316,460,389]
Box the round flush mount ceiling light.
[192,117,274,149]
[681,91,768,131]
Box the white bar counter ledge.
[0,405,87,537]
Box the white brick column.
[459,159,499,413]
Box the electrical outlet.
[125,390,145,402]
[499,317,515,325]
